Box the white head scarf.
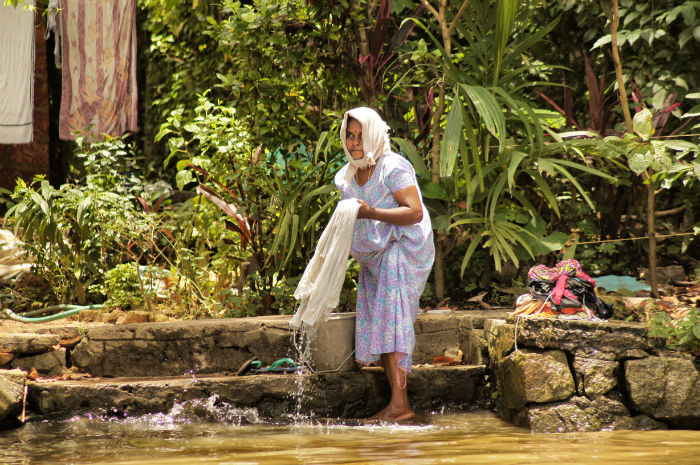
[339,107,392,182]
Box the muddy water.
[2,407,700,465]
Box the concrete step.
[27,364,490,420]
[2,310,508,378]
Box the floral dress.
[335,152,435,372]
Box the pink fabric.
[529,259,596,305]
[59,0,138,140]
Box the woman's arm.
[356,185,423,226]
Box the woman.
[335,107,435,422]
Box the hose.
[1,304,104,323]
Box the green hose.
[2,304,104,323]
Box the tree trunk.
[610,0,658,296]
[644,172,659,297]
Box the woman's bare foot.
[367,405,415,423]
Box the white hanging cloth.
[290,199,360,329]
[0,0,35,144]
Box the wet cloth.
[291,198,361,329]
[58,0,138,140]
[335,152,434,373]
[0,1,35,144]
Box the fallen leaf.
[59,334,84,348]
[432,355,455,365]
[468,291,488,302]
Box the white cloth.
[339,107,392,183]
[290,199,360,329]
[44,0,62,68]
[0,0,35,144]
[0,229,32,280]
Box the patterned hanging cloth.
[58,0,138,140]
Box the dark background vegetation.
[2,0,698,318]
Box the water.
[2,404,700,465]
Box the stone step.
[2,310,507,378]
[27,364,489,420]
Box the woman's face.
[346,118,364,160]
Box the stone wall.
[486,316,700,432]
[2,310,699,432]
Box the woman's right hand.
[356,199,374,220]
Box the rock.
[484,319,514,365]
[655,265,686,284]
[0,333,59,354]
[117,311,151,325]
[524,395,630,432]
[0,350,14,366]
[0,369,26,426]
[495,349,574,411]
[611,415,668,431]
[11,348,68,378]
[103,310,126,324]
[573,356,618,398]
[625,356,700,428]
[77,309,105,322]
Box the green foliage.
[538,0,700,132]
[91,263,146,310]
[159,96,344,313]
[5,177,148,305]
[405,0,616,275]
[649,308,700,353]
[196,0,358,150]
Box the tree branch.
[420,0,440,22]
[447,0,471,37]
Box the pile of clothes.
[514,259,613,320]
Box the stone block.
[496,349,574,410]
[413,314,460,364]
[0,333,59,355]
[573,356,618,398]
[625,356,700,428]
[0,369,26,424]
[504,315,652,360]
[484,319,514,365]
[11,348,68,378]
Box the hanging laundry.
[0,0,36,144]
[58,0,138,140]
[44,0,62,69]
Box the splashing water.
[65,395,261,429]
